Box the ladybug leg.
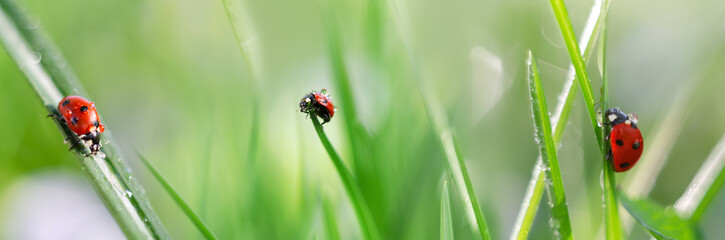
[605,148,612,161]
[67,138,82,151]
[47,113,64,122]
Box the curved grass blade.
[0,0,168,238]
[321,192,341,240]
[307,112,379,240]
[674,132,725,222]
[386,1,492,238]
[137,153,218,240]
[526,51,573,240]
[510,0,608,238]
[548,0,603,146]
[548,0,626,238]
[598,20,622,239]
[441,180,454,240]
[424,92,491,240]
[620,194,700,239]
[220,0,261,163]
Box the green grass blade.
[598,19,622,239]
[0,0,169,238]
[321,192,341,240]
[674,133,725,222]
[323,11,359,126]
[510,1,608,238]
[425,92,491,240]
[549,0,603,146]
[441,180,454,240]
[220,0,260,162]
[137,153,218,240]
[511,160,546,240]
[308,112,379,240]
[386,2,491,238]
[548,0,627,238]
[527,51,573,240]
[620,194,700,239]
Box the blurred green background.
[2,0,725,239]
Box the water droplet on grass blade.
[30,51,42,64]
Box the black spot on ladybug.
[631,123,638,129]
[80,106,89,112]
[616,139,624,146]
[62,99,70,106]
[620,163,630,168]
[71,117,78,125]
[93,120,99,127]
[633,141,640,150]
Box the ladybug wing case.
[609,123,644,172]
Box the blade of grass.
[441,180,454,240]
[527,51,573,240]
[387,1,491,238]
[322,3,377,167]
[510,0,608,238]
[307,112,379,240]
[322,6,385,237]
[598,20,622,239]
[0,0,168,238]
[549,0,626,238]
[220,0,261,163]
[674,132,725,222]
[137,153,218,240]
[549,0,603,146]
[219,0,262,233]
[424,91,491,240]
[620,194,700,239]
[511,160,546,240]
[321,192,341,240]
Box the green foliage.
[526,51,573,239]
[138,153,217,240]
[620,194,700,239]
[308,111,379,240]
[2,0,725,239]
[440,180,454,240]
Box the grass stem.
[138,153,218,240]
[308,113,379,240]
[527,51,573,240]
[674,133,725,222]
[598,21,622,239]
[510,1,607,238]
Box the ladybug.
[604,108,643,172]
[54,96,105,155]
[299,89,335,124]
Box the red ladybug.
[299,89,335,124]
[604,108,643,172]
[55,96,105,155]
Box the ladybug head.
[84,130,102,155]
[299,93,315,113]
[605,108,628,125]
